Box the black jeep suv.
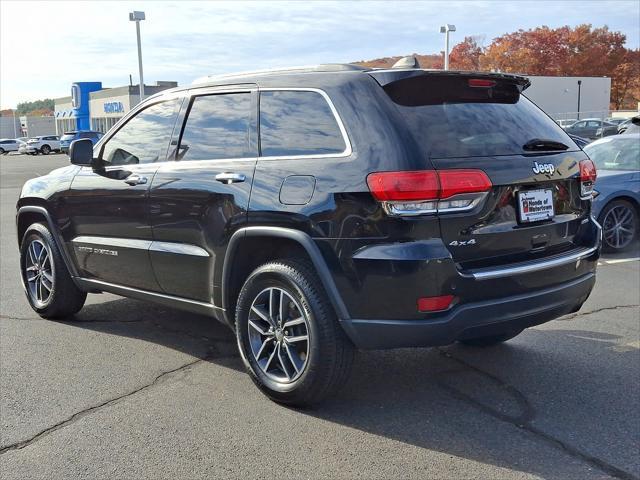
[17,64,601,405]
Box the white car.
[556,119,577,129]
[0,138,24,155]
[19,135,61,155]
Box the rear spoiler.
[367,69,531,92]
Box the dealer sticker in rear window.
[518,189,554,223]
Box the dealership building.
[54,81,178,135]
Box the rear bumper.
[340,272,596,349]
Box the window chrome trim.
[257,87,353,160]
[461,245,599,280]
[72,236,210,257]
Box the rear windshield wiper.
[522,138,569,152]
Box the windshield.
[584,137,640,171]
[385,75,578,159]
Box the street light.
[440,24,456,71]
[577,80,582,120]
[129,10,146,100]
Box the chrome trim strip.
[258,87,352,160]
[72,236,152,250]
[463,246,599,280]
[72,236,210,257]
[149,241,210,257]
[75,278,223,314]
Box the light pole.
[577,80,582,120]
[129,11,146,100]
[440,24,456,70]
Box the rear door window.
[259,90,347,157]
[384,75,578,159]
[178,93,252,161]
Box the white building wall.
[524,76,611,121]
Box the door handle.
[124,174,148,186]
[215,172,246,184]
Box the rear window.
[385,76,578,159]
[60,134,76,141]
[259,90,346,157]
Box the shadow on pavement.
[58,296,640,479]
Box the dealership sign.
[71,84,81,108]
[104,102,125,113]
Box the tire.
[598,199,638,252]
[459,328,523,347]
[236,259,354,406]
[0,148,5,155]
[20,222,86,319]
[40,144,51,155]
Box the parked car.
[586,134,640,252]
[605,118,629,126]
[565,119,618,139]
[19,135,61,155]
[567,134,591,149]
[556,119,577,129]
[16,65,601,405]
[618,115,640,135]
[0,138,23,154]
[59,131,103,153]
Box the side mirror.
[69,139,96,166]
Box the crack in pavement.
[0,356,208,455]
[560,304,640,322]
[437,349,638,480]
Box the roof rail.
[192,64,367,85]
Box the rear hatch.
[373,71,593,269]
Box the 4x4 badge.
[532,161,555,175]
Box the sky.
[1,0,639,109]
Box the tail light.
[366,169,492,216]
[579,159,597,199]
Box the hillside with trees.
[356,24,640,110]
[15,99,54,116]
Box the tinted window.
[60,134,76,141]
[79,132,98,139]
[178,93,251,161]
[101,99,180,166]
[385,76,577,159]
[259,90,346,157]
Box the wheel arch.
[221,227,350,326]
[597,194,640,223]
[16,205,79,278]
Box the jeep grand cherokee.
[17,64,601,405]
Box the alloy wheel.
[247,287,310,383]
[24,239,54,307]
[603,205,636,250]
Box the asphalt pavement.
[1,154,639,479]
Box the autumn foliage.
[358,25,639,110]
